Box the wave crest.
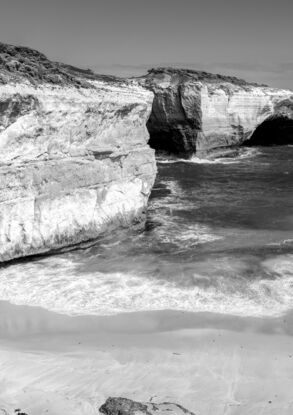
[0,254,292,318]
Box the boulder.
[99,397,196,415]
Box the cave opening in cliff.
[244,115,293,146]
[147,129,195,157]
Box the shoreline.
[1,300,293,338]
[1,301,293,415]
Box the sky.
[0,0,292,88]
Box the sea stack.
[0,43,156,262]
[140,67,293,157]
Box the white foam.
[158,148,260,165]
[150,179,193,211]
[149,179,222,247]
[267,239,293,247]
[152,219,222,248]
[0,254,293,318]
[190,148,260,164]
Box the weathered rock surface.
[140,67,293,156]
[99,397,195,415]
[0,43,156,262]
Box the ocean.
[1,146,293,318]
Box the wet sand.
[0,301,293,415]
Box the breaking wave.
[1,146,292,320]
[0,254,292,317]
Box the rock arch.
[243,114,293,146]
[243,99,293,146]
[140,68,293,155]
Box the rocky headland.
[0,43,156,262]
[1,43,293,262]
[139,67,293,157]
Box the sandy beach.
[0,301,293,415]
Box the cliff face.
[0,43,156,262]
[140,68,293,157]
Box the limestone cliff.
[140,68,293,157]
[0,43,156,262]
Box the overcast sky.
[0,0,292,88]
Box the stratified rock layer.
[99,397,196,415]
[140,68,293,156]
[0,43,156,262]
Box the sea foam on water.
[0,253,292,318]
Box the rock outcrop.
[140,68,293,157]
[99,397,195,415]
[0,43,156,262]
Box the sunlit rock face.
[0,43,156,262]
[140,68,293,157]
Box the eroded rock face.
[99,397,196,415]
[0,43,156,262]
[140,68,293,157]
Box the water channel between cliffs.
[1,146,293,319]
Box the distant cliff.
[139,67,293,157]
[0,43,156,262]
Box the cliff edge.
[0,43,156,262]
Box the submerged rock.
[99,397,196,415]
[139,67,293,157]
[0,43,156,262]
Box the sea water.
[1,147,293,318]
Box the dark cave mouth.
[243,116,293,146]
[148,131,196,159]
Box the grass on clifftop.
[147,67,268,87]
[0,42,123,88]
